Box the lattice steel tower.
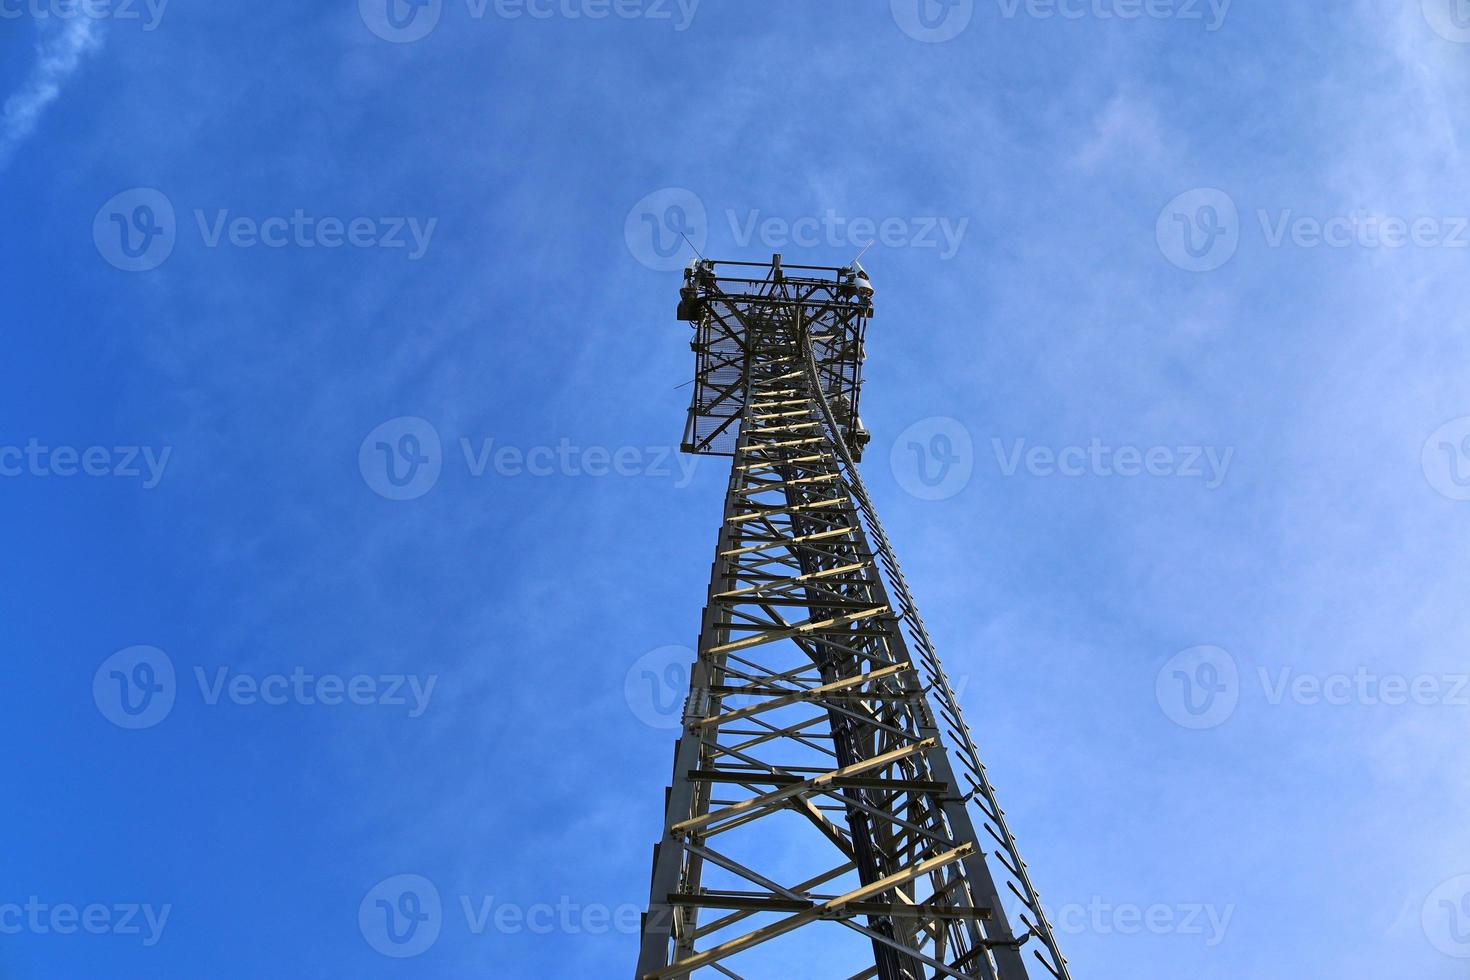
[636,256,1070,980]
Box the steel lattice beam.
[637,256,1070,980]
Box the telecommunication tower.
[636,255,1070,980]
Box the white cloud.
[1072,89,1169,173]
[0,18,104,171]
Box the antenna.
[680,230,706,263]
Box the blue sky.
[3,1,1469,977]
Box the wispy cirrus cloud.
[0,18,104,172]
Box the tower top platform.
[678,253,873,459]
